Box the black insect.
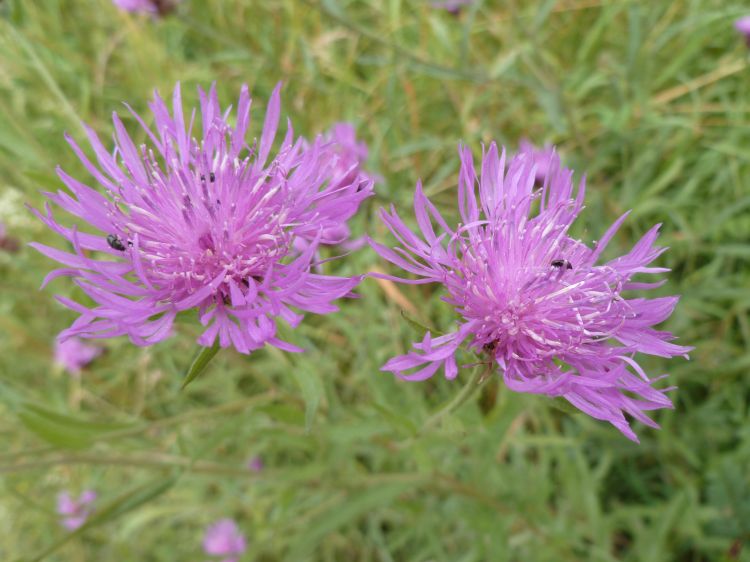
[551,259,572,270]
[209,172,216,182]
[106,234,127,252]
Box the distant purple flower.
[203,519,246,562]
[246,455,263,472]
[518,139,556,186]
[57,490,96,531]
[735,16,750,47]
[32,83,371,355]
[431,0,474,14]
[54,337,101,375]
[370,143,692,441]
[112,0,178,16]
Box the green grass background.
[0,0,749,560]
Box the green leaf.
[17,404,135,450]
[27,474,178,562]
[18,411,90,450]
[182,342,221,389]
[23,404,133,434]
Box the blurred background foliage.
[0,0,749,560]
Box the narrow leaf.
[182,342,221,389]
[17,404,135,450]
[23,404,134,434]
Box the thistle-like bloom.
[54,337,102,376]
[57,490,96,531]
[203,519,246,562]
[370,143,691,441]
[112,0,178,16]
[32,83,372,354]
[735,16,750,47]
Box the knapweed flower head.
[32,83,372,354]
[54,337,101,376]
[203,519,246,562]
[370,143,691,441]
[735,16,750,47]
[57,490,96,531]
[112,0,178,16]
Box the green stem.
[420,364,489,433]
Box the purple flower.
[431,0,474,14]
[31,83,371,355]
[518,139,556,186]
[203,519,246,562]
[112,0,178,16]
[735,16,750,47]
[57,490,96,531]
[54,337,102,376]
[370,143,692,442]
[246,455,263,472]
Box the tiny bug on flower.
[551,259,572,269]
[106,234,127,252]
